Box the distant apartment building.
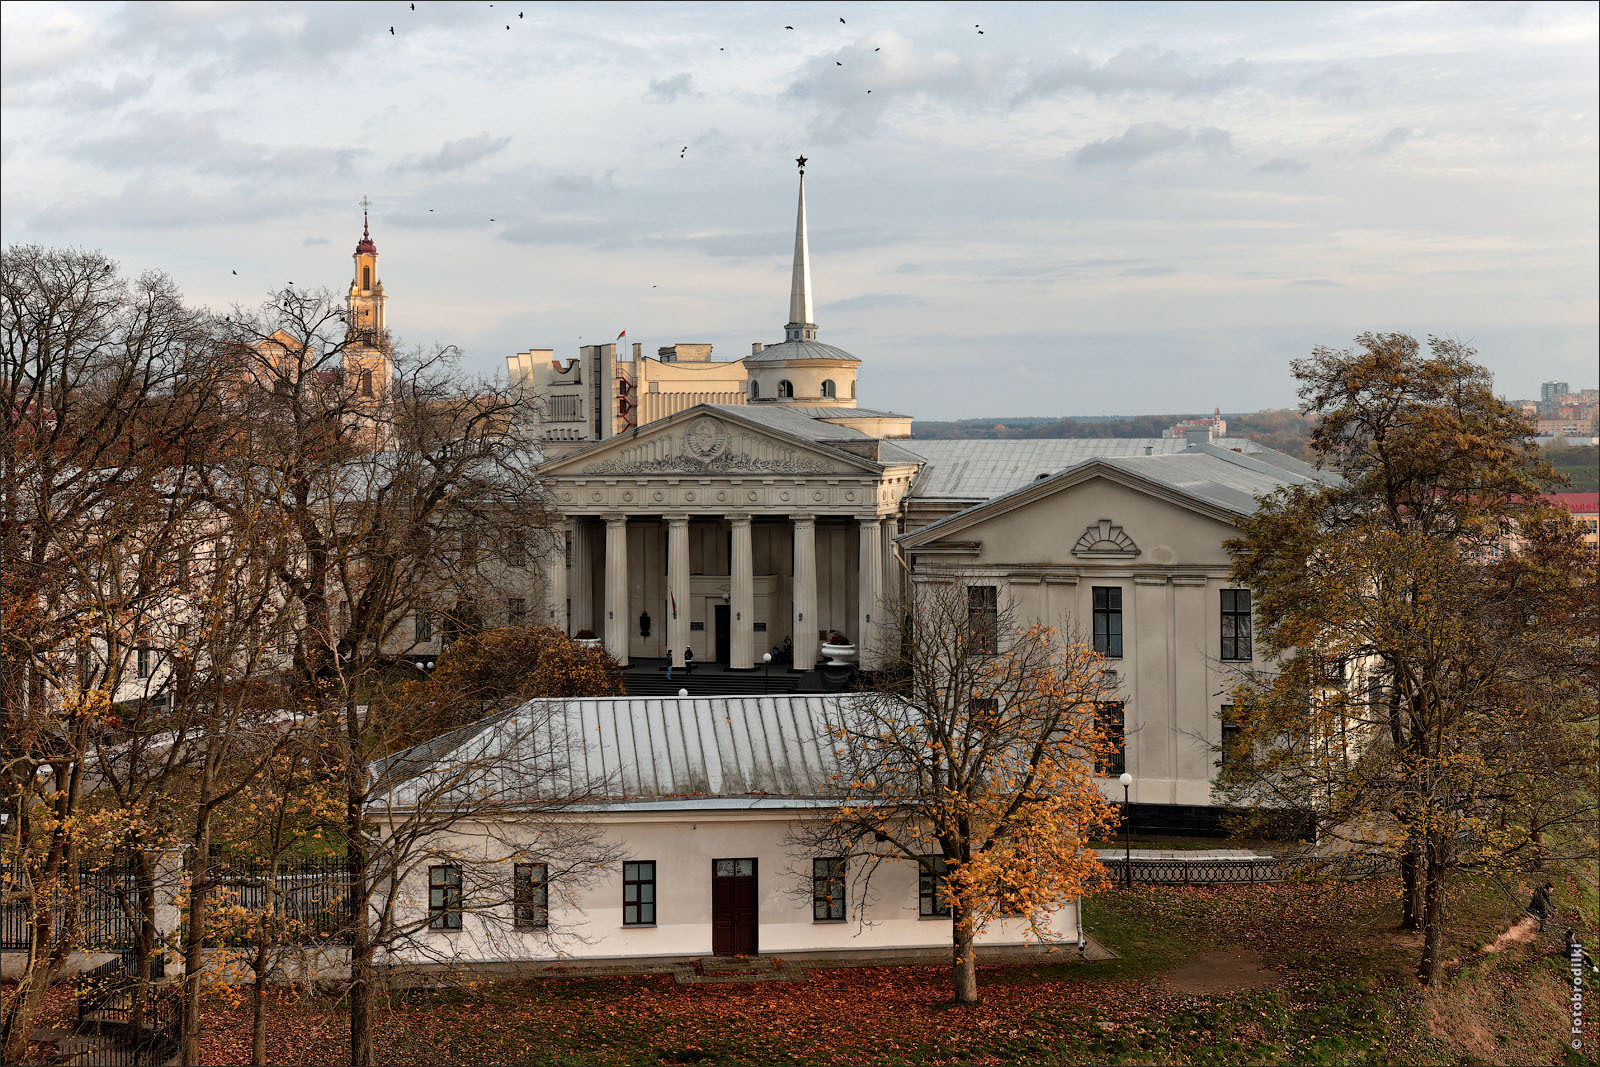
[1549,493,1600,555]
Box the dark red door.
[711,858,758,957]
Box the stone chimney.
[632,342,642,359]
[752,342,763,355]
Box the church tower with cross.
[344,198,392,411]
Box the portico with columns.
[539,404,916,670]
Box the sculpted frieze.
[576,418,836,476]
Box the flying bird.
[429,208,434,212]
[410,2,414,9]
[785,25,793,30]
[839,17,845,23]
[389,26,394,34]
[874,46,879,51]
[835,60,842,66]
[231,269,237,275]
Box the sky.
[2,2,1596,419]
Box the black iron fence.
[207,854,352,943]
[72,958,181,1067]
[2,855,352,952]
[1,861,142,951]
[1099,856,1302,886]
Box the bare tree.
[217,284,554,1065]
[0,245,221,1061]
[795,579,1121,1004]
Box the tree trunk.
[1416,848,1447,986]
[950,906,979,1005]
[180,829,212,1066]
[1399,843,1422,930]
[348,747,374,1067]
[250,857,280,1067]
[1,853,76,1065]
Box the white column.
[730,516,754,669]
[545,523,568,631]
[881,517,900,616]
[792,514,817,670]
[604,515,629,666]
[667,515,690,668]
[857,517,883,669]
[570,518,592,636]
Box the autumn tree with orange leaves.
[797,579,1121,1004]
[1221,333,1599,987]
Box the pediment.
[539,408,879,479]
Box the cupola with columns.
[745,158,861,408]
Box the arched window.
[850,379,856,398]
[360,369,374,397]
[820,379,836,399]
[749,380,760,399]
[777,380,794,399]
[362,265,371,290]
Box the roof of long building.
[375,695,863,813]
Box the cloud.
[46,72,154,111]
[69,111,363,178]
[403,133,512,174]
[648,72,697,103]
[1257,156,1310,175]
[1370,126,1414,155]
[1072,122,1192,167]
[826,292,928,313]
[1021,44,1251,102]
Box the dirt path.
[1163,947,1281,994]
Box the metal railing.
[72,959,182,1067]
[1099,856,1301,885]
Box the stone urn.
[819,641,857,667]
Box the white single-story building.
[370,695,1083,966]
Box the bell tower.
[344,197,392,413]
[348,196,387,343]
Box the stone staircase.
[671,955,809,985]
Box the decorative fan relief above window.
[1072,519,1140,558]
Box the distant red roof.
[1547,492,1599,515]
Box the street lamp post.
[762,651,772,695]
[1119,771,1134,888]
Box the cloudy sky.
[3,2,1595,418]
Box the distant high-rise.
[1541,381,1570,402]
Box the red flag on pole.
[616,329,627,341]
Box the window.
[1094,702,1126,776]
[175,548,190,585]
[362,265,371,290]
[508,598,526,626]
[428,865,462,930]
[918,855,951,917]
[1219,706,1241,767]
[175,623,189,646]
[416,611,434,643]
[1092,586,1123,658]
[514,862,548,929]
[1220,589,1252,661]
[135,645,151,679]
[506,532,527,568]
[622,861,655,926]
[813,858,846,921]
[820,379,836,398]
[749,380,760,399]
[967,585,998,654]
[777,379,794,399]
[360,368,373,397]
[849,380,856,398]
[970,696,999,724]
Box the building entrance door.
[710,858,758,957]
[713,604,731,664]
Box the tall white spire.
[785,157,816,342]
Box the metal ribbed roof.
[895,437,1267,502]
[378,695,860,812]
[746,339,861,363]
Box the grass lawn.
[186,873,1595,1066]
